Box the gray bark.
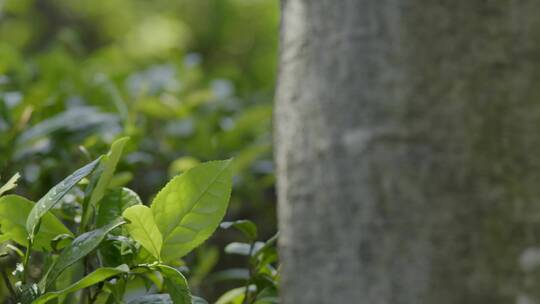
[275,1,540,303]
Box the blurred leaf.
[225,242,264,256]
[127,294,208,304]
[220,219,258,241]
[0,172,20,196]
[168,156,200,177]
[190,246,219,287]
[210,268,250,282]
[0,195,71,251]
[253,232,279,258]
[33,265,129,304]
[123,205,162,261]
[128,294,172,304]
[151,160,233,262]
[215,287,249,304]
[15,107,119,157]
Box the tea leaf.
[123,205,162,261]
[41,220,125,290]
[156,264,191,304]
[33,265,129,304]
[151,160,233,261]
[26,157,101,241]
[0,172,20,197]
[0,195,71,251]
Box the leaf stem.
[242,241,256,304]
[22,238,33,284]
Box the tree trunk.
[275,1,540,303]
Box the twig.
[242,242,256,304]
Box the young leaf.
[215,286,249,304]
[26,157,101,240]
[96,187,141,228]
[88,137,129,210]
[220,220,258,241]
[123,205,162,261]
[156,264,191,304]
[33,265,129,304]
[151,160,233,262]
[0,195,72,251]
[41,220,125,290]
[0,172,21,197]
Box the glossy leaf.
[0,195,71,251]
[0,172,20,197]
[156,265,191,304]
[151,160,233,261]
[123,205,162,261]
[33,265,129,304]
[41,220,125,290]
[220,220,258,241]
[97,187,141,228]
[26,157,101,240]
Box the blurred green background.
[0,0,278,301]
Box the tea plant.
[0,137,245,303]
[215,221,279,304]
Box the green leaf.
[0,172,20,197]
[210,269,250,282]
[123,205,162,261]
[26,157,101,240]
[220,220,258,241]
[33,265,129,304]
[89,137,129,210]
[224,242,263,256]
[96,187,141,228]
[0,234,9,243]
[156,265,191,304]
[41,220,125,290]
[253,232,279,259]
[215,287,249,304]
[151,160,233,261]
[0,195,71,251]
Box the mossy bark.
[275,1,540,303]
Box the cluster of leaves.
[0,0,277,240]
[0,0,279,301]
[0,138,279,303]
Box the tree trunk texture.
[275,1,540,303]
